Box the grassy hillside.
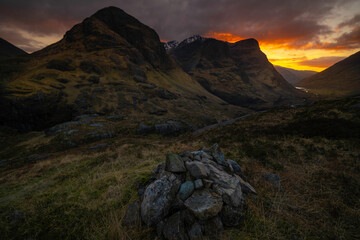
[1,96,359,239]
[0,7,247,131]
[298,51,360,97]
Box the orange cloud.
[203,31,359,71]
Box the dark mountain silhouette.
[298,51,360,96]
[0,38,28,58]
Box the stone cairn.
[123,143,256,239]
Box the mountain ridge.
[0,38,28,59]
[298,51,360,96]
[168,36,308,109]
[0,7,247,131]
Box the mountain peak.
[91,6,142,30]
[231,38,260,49]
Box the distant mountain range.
[274,66,317,85]
[0,38,28,59]
[298,51,360,96]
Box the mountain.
[274,65,317,85]
[168,36,308,109]
[0,7,246,131]
[163,40,179,50]
[298,51,360,96]
[0,38,28,58]
[162,35,205,51]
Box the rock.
[141,175,180,226]
[184,190,223,220]
[262,173,281,189]
[201,216,224,237]
[155,123,185,136]
[180,150,193,158]
[185,161,209,179]
[194,179,203,189]
[88,143,108,151]
[203,179,213,188]
[107,114,126,121]
[156,88,178,100]
[90,123,104,127]
[138,124,154,135]
[209,143,227,166]
[65,129,79,135]
[229,159,243,177]
[178,181,195,201]
[166,153,186,173]
[206,164,244,207]
[219,204,245,227]
[238,176,257,195]
[123,201,141,226]
[156,221,165,239]
[188,222,203,240]
[162,212,189,240]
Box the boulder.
[188,222,203,240]
[162,212,189,240]
[209,143,227,166]
[185,161,208,178]
[194,179,203,189]
[238,176,257,195]
[201,216,224,237]
[184,190,223,220]
[206,164,244,207]
[262,173,281,189]
[219,204,245,227]
[229,159,243,177]
[138,123,153,135]
[178,181,195,201]
[166,153,186,173]
[141,175,180,226]
[155,123,185,136]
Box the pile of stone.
[123,144,256,239]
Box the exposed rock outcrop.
[123,144,256,239]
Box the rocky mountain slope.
[298,51,360,96]
[0,38,28,59]
[274,65,317,85]
[168,36,308,109]
[0,7,247,131]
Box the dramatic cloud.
[297,56,346,68]
[0,0,359,52]
[338,14,360,28]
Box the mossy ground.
[0,96,359,240]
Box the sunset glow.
[205,32,359,71]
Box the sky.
[0,0,359,71]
